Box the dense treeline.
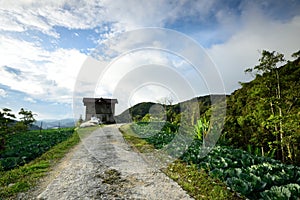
[224,50,300,165]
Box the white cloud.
[207,10,300,93]
[0,0,223,37]
[0,1,105,37]
[0,36,86,103]
[0,89,7,97]
[90,49,209,114]
[24,97,37,103]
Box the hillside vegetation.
[125,122,300,199]
[116,95,223,124]
[119,50,300,199]
[118,50,300,166]
[224,50,300,165]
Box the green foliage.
[224,50,300,164]
[0,130,80,199]
[0,108,38,151]
[119,124,156,153]
[18,108,35,127]
[226,177,250,196]
[0,108,16,151]
[165,161,243,200]
[0,128,75,171]
[260,184,295,200]
[118,49,300,197]
[121,124,242,199]
[141,113,151,122]
[131,122,300,199]
[184,145,300,199]
[194,117,210,142]
[116,95,219,125]
[250,50,285,74]
[116,102,156,122]
[131,122,178,149]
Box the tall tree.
[18,108,36,128]
[246,50,286,161]
[0,108,16,150]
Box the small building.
[83,97,118,124]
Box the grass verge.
[0,129,81,199]
[119,124,244,200]
[164,161,244,200]
[119,124,154,153]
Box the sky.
[0,0,299,120]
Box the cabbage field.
[0,128,75,171]
[131,122,300,199]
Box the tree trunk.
[270,101,280,160]
[286,139,293,162]
[276,69,285,163]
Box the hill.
[115,95,225,123]
[34,118,75,129]
[115,102,156,123]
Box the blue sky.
[0,0,299,120]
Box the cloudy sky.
[0,0,299,120]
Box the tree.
[245,50,286,161]
[18,108,36,129]
[0,108,16,130]
[0,108,16,150]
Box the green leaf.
[260,185,291,200]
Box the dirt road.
[33,125,193,199]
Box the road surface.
[29,124,193,199]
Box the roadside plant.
[194,117,210,146]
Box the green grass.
[119,124,154,153]
[119,124,244,200]
[164,161,243,200]
[76,125,102,139]
[0,129,81,199]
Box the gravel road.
[28,124,193,200]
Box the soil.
[18,124,193,200]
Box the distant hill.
[115,95,226,123]
[9,119,40,131]
[34,118,75,129]
[115,102,156,123]
[29,124,40,130]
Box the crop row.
[0,128,75,171]
[182,144,300,199]
[131,122,300,199]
